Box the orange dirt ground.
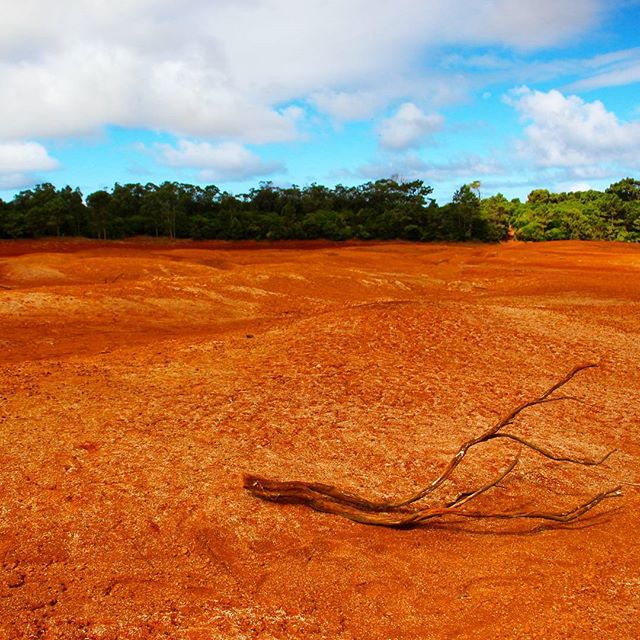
[0,238,639,639]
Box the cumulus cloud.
[0,45,302,144]
[505,86,640,168]
[0,141,58,190]
[377,103,444,150]
[155,140,284,181]
[0,141,58,173]
[0,0,605,145]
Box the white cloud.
[453,0,602,48]
[569,166,615,179]
[0,45,301,144]
[505,87,640,168]
[555,181,594,193]
[310,90,389,122]
[378,103,444,150]
[0,173,44,191]
[560,47,640,92]
[0,141,58,189]
[0,142,58,173]
[567,60,640,91]
[442,53,514,70]
[309,77,470,124]
[358,152,505,182]
[0,0,605,145]
[440,47,640,97]
[155,140,284,181]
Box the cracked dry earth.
[0,238,639,639]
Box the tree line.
[0,178,639,242]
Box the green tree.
[480,193,513,242]
[451,184,482,240]
[10,183,84,237]
[86,190,112,239]
[302,209,351,240]
[606,178,640,202]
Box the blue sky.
[1,0,639,203]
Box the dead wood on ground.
[244,363,622,528]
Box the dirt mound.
[0,239,639,639]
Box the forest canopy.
[1,178,639,243]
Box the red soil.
[1,238,639,639]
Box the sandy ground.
[0,238,639,639]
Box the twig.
[453,487,622,523]
[446,453,520,508]
[488,433,616,466]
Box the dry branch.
[244,363,622,528]
[488,433,616,466]
[446,454,520,508]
